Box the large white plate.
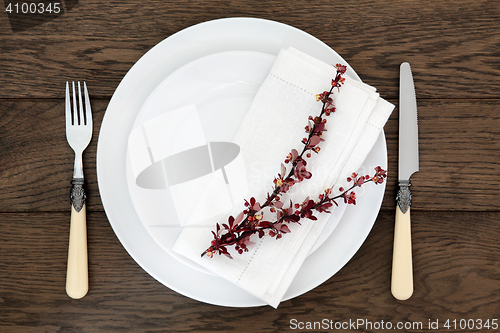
[97,17,387,307]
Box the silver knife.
[391,62,419,300]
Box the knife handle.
[391,205,413,300]
[66,179,88,299]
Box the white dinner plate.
[97,17,387,307]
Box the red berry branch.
[201,64,387,259]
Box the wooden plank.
[0,0,499,99]
[1,98,499,212]
[1,210,499,331]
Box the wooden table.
[1,1,499,332]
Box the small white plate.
[97,17,387,307]
[125,50,347,275]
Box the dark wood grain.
[1,99,498,212]
[0,98,105,212]
[385,99,500,211]
[1,211,499,332]
[1,0,499,331]
[0,0,499,99]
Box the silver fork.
[65,81,92,299]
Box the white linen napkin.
[173,47,394,308]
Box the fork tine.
[65,81,72,127]
[77,81,85,125]
[83,82,92,126]
[72,81,78,125]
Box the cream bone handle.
[66,178,88,299]
[391,183,413,300]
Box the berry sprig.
[201,64,386,259]
[202,167,387,258]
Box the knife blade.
[391,62,419,300]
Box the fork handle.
[66,179,88,299]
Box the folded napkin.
[173,47,394,308]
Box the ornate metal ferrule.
[70,178,86,212]
[396,182,412,214]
